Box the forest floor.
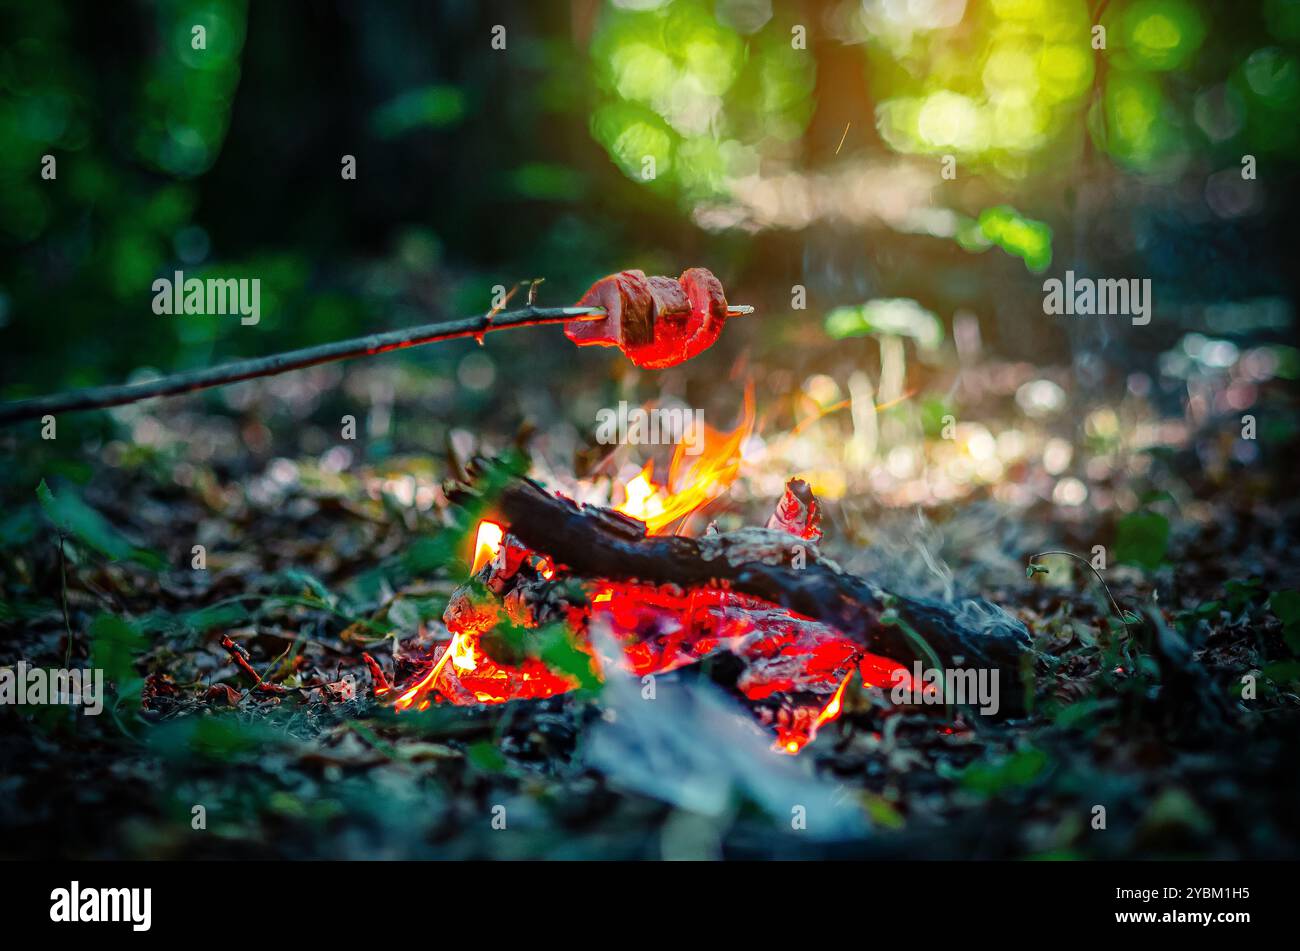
[2,353,1299,860]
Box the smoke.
[835,499,1042,632]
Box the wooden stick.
[1,298,756,427]
[0,304,604,426]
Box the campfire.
[373,390,1028,754]
[43,261,1034,760]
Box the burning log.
[490,473,1031,680]
[383,462,1032,752]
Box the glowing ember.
[390,548,911,753]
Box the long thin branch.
[0,304,601,426]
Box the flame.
[471,520,504,574]
[777,669,854,755]
[816,672,851,726]
[617,464,665,527]
[391,626,501,711]
[615,387,756,534]
[393,632,464,711]
[450,632,478,671]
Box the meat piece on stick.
[564,267,743,368]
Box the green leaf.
[1142,788,1213,836]
[36,480,164,569]
[1270,590,1300,654]
[1054,698,1106,729]
[268,792,309,818]
[491,620,600,692]
[959,746,1049,796]
[139,601,252,639]
[1269,590,1300,624]
[1224,577,1265,613]
[530,623,601,691]
[1114,511,1169,572]
[918,397,953,438]
[182,601,252,633]
[466,741,508,773]
[89,613,147,685]
[1263,660,1300,685]
[282,568,337,609]
[862,793,905,829]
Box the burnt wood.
[493,475,1032,705]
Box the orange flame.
[615,387,756,534]
[471,520,504,574]
[393,632,463,711]
[777,669,854,754]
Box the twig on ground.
[1026,549,1135,635]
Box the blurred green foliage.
[36,479,164,568]
[589,0,814,197]
[135,0,248,178]
[824,298,944,348]
[1,0,1298,421]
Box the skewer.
[565,304,755,320]
[0,300,757,425]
